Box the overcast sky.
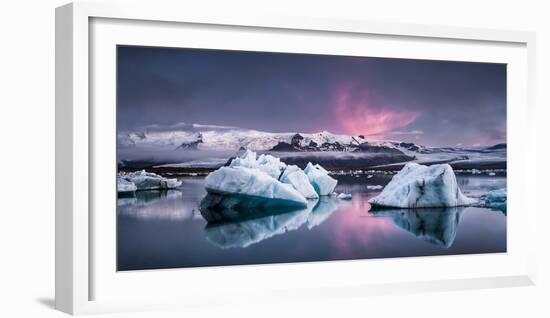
[117,46,506,147]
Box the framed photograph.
[56,2,537,315]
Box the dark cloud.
[117,46,506,147]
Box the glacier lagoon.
[117,173,506,271]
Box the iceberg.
[118,177,137,193]
[369,207,464,248]
[280,165,319,199]
[479,188,506,213]
[117,170,182,192]
[304,162,338,196]
[336,193,352,200]
[202,151,336,214]
[229,150,286,179]
[204,166,307,209]
[366,185,383,190]
[368,162,476,208]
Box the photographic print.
[116,46,507,271]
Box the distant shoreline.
[118,164,507,178]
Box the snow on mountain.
[117,123,506,171]
[117,122,425,153]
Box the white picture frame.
[55,1,537,315]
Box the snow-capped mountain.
[118,122,426,154]
[117,123,506,171]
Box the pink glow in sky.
[333,86,418,138]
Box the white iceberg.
[229,150,286,179]
[479,188,506,213]
[117,170,182,192]
[366,185,383,190]
[481,188,506,203]
[203,151,336,212]
[118,177,137,193]
[204,166,307,208]
[336,193,352,200]
[368,162,476,208]
[304,162,338,196]
[280,165,319,199]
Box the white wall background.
[0,0,547,317]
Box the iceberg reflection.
[203,207,311,249]
[117,190,195,221]
[369,207,465,248]
[200,194,339,248]
[307,197,339,229]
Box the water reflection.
[204,208,310,249]
[307,197,339,229]
[200,196,339,248]
[117,190,196,220]
[456,176,506,197]
[117,175,506,270]
[369,207,465,248]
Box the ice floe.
[366,185,383,190]
[368,162,476,208]
[117,170,182,192]
[280,165,319,199]
[478,188,506,213]
[229,149,287,179]
[202,151,337,213]
[204,166,308,209]
[336,193,352,200]
[304,162,338,196]
[118,177,137,193]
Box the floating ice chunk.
[118,177,137,193]
[281,165,319,199]
[229,149,257,169]
[336,193,352,200]
[204,166,307,208]
[479,188,506,213]
[488,172,496,176]
[304,162,338,196]
[256,153,287,179]
[368,163,476,208]
[481,188,506,203]
[204,151,335,214]
[366,185,383,190]
[229,150,286,179]
[117,170,181,191]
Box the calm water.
[117,174,506,271]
